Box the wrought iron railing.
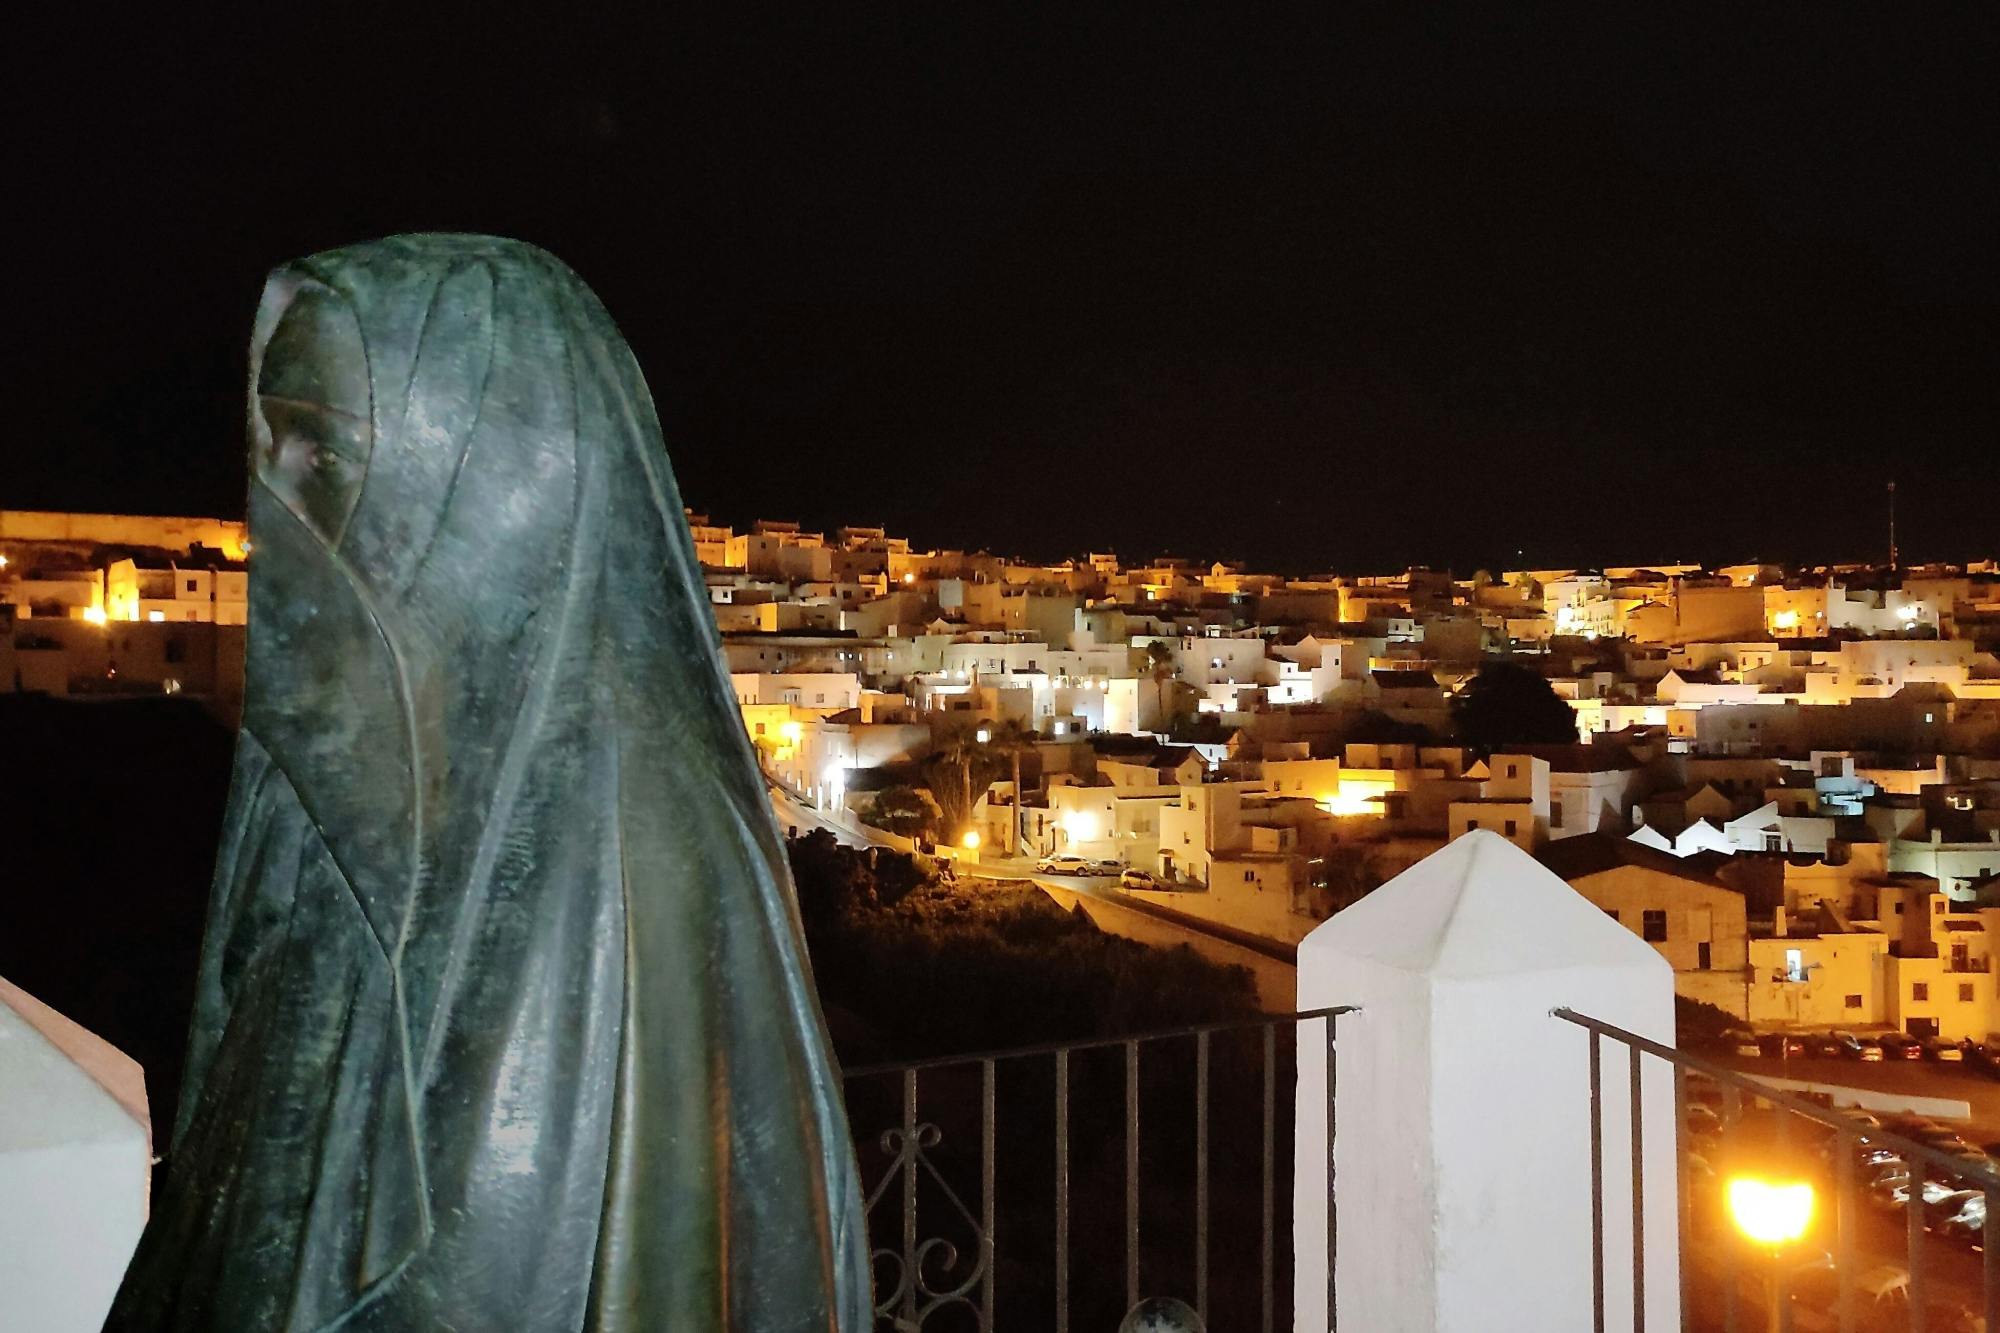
[842,1007,1351,1332]
[1557,1008,2000,1332]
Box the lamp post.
[1727,1175,1816,1333]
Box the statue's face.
[253,284,374,547]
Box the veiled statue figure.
[110,235,869,1331]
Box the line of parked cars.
[1853,1115,1998,1250]
[1032,854,1195,892]
[1681,1075,2000,1254]
[1681,1075,1996,1328]
[1733,1028,1999,1069]
[1033,853,1123,878]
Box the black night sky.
[11,7,1998,574]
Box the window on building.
[1697,942,1712,969]
[1504,819,1518,837]
[1550,802,1565,829]
[1913,982,1930,1002]
[753,723,765,736]
[1784,948,1805,982]
[1844,994,1862,1009]
[1934,899,1946,914]
[1962,984,1976,1003]
[1506,762,1518,778]
[1764,834,1782,852]
[1642,910,1667,942]
[1604,908,1619,922]
[185,578,199,594]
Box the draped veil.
[110,234,869,1331]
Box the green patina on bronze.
[110,235,868,1331]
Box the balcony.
[840,832,2000,1330]
[844,1009,1344,1330]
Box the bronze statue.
[110,235,869,1330]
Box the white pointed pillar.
[0,977,151,1333]
[1294,831,1679,1332]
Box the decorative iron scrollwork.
[864,1121,990,1330]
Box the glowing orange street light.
[960,830,981,851]
[82,606,108,626]
[1728,1176,1814,1247]
[1728,1175,1815,1333]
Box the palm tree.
[919,733,1007,848]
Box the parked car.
[1907,1124,1973,1152]
[1855,1148,1905,1177]
[1685,1103,1723,1139]
[1963,1044,2000,1079]
[1120,868,1165,890]
[1921,1037,1965,1062]
[1876,1033,1923,1060]
[1812,1033,1846,1057]
[1936,1193,1988,1249]
[1761,1033,1811,1059]
[1926,1189,1985,1231]
[1947,1148,1993,1176]
[1088,858,1123,876]
[1874,1178,1962,1214]
[1035,854,1092,875]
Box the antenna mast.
[1887,480,1898,573]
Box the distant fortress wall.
[0,510,248,560]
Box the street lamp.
[1727,1175,1816,1333]
[959,829,981,851]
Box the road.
[1030,877,1301,1011]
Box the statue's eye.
[253,286,372,544]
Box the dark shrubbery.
[789,829,1281,1327]
[786,829,1259,1063]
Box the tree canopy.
[1451,661,1579,752]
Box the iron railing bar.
[901,1068,919,1329]
[1673,1063,1691,1332]
[1629,1044,1645,1333]
[1907,1166,1926,1333]
[843,1005,1358,1078]
[1984,1182,1999,1333]
[1055,1048,1069,1333]
[981,1057,995,1332]
[1590,1029,1606,1333]
[1126,1038,1140,1312]
[1835,1127,1856,1333]
[1722,1083,1741,1333]
[1327,1012,1339,1333]
[1262,1021,1276,1333]
[1196,1029,1210,1326]
[1553,1009,2000,1187]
